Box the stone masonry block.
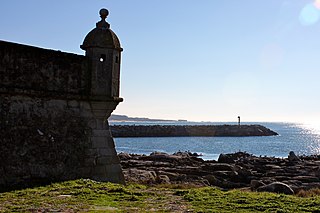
[95,119,106,130]
[80,108,94,118]
[84,157,96,167]
[105,137,116,147]
[77,167,92,177]
[92,130,111,137]
[92,136,115,148]
[90,164,124,183]
[96,156,111,165]
[67,100,79,108]
[91,102,117,110]
[0,178,5,186]
[110,156,120,164]
[99,148,116,156]
[105,164,125,183]
[80,101,92,110]
[96,156,120,165]
[92,137,107,148]
[91,165,107,176]
[87,119,97,129]
[47,100,67,110]
[85,148,98,157]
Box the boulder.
[288,151,300,162]
[257,182,294,195]
[157,175,170,184]
[234,165,253,182]
[314,167,320,178]
[173,151,202,157]
[218,154,235,163]
[213,171,239,182]
[202,163,234,171]
[124,169,157,184]
[157,171,180,181]
[119,151,320,192]
[250,180,265,190]
[203,175,222,186]
[150,151,168,156]
[292,176,319,183]
[220,180,247,189]
[118,152,132,160]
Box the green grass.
[1,179,320,212]
[181,187,320,212]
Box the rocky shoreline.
[119,151,320,195]
[111,125,278,137]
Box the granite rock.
[120,151,320,194]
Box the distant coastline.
[109,114,187,122]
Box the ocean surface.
[111,122,320,160]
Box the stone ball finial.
[100,8,109,20]
[81,8,122,51]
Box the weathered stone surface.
[123,169,157,184]
[202,163,235,172]
[250,180,266,190]
[120,151,320,194]
[157,175,171,184]
[99,147,117,156]
[0,41,89,97]
[93,130,112,137]
[257,182,294,195]
[288,151,300,162]
[0,8,125,191]
[92,136,115,148]
[218,154,235,163]
[0,97,92,188]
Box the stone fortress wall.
[0,9,124,191]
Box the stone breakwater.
[119,151,320,195]
[110,125,278,137]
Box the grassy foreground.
[1,179,320,212]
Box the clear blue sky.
[1,0,320,123]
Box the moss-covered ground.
[1,179,320,212]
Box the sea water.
[111,122,320,160]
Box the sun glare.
[302,121,320,135]
[299,3,320,26]
[314,0,320,9]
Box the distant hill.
[109,114,187,122]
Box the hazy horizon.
[1,1,320,126]
[110,113,316,125]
